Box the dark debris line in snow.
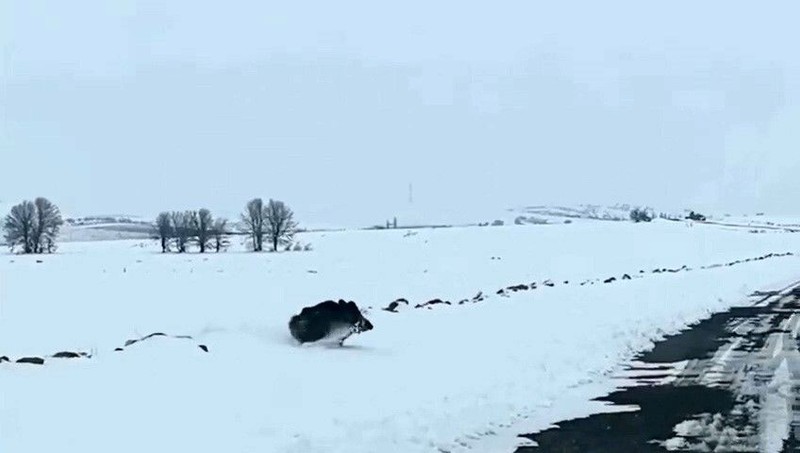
[380,251,795,313]
[2,252,794,367]
[0,332,208,366]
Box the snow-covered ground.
[2,220,800,452]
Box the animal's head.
[341,300,374,333]
[356,312,374,332]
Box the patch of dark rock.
[543,280,555,287]
[603,277,616,284]
[0,356,10,363]
[52,351,83,359]
[415,299,451,309]
[114,348,124,352]
[17,357,45,365]
[622,274,632,280]
[507,284,529,292]
[141,332,167,341]
[198,345,209,352]
[383,298,409,312]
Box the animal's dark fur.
[289,300,373,345]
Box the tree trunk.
[161,237,167,253]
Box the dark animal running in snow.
[289,300,374,346]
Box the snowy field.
[2,220,800,452]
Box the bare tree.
[241,198,266,252]
[30,197,63,253]
[155,212,173,252]
[195,208,213,253]
[171,211,194,253]
[265,199,298,252]
[3,200,36,253]
[211,218,230,252]
[630,208,653,223]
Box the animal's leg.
[338,331,353,346]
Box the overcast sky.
[2,1,799,226]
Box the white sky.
[2,1,799,226]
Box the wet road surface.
[517,282,800,452]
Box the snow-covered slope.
[514,203,639,222]
[60,215,154,242]
[2,221,800,452]
[60,223,154,242]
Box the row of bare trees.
[154,209,229,253]
[4,196,296,255]
[3,197,64,254]
[154,198,297,253]
[240,198,297,252]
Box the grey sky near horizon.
[2,1,799,226]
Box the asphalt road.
[517,282,800,452]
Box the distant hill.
[61,215,153,242]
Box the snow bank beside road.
[2,221,800,452]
